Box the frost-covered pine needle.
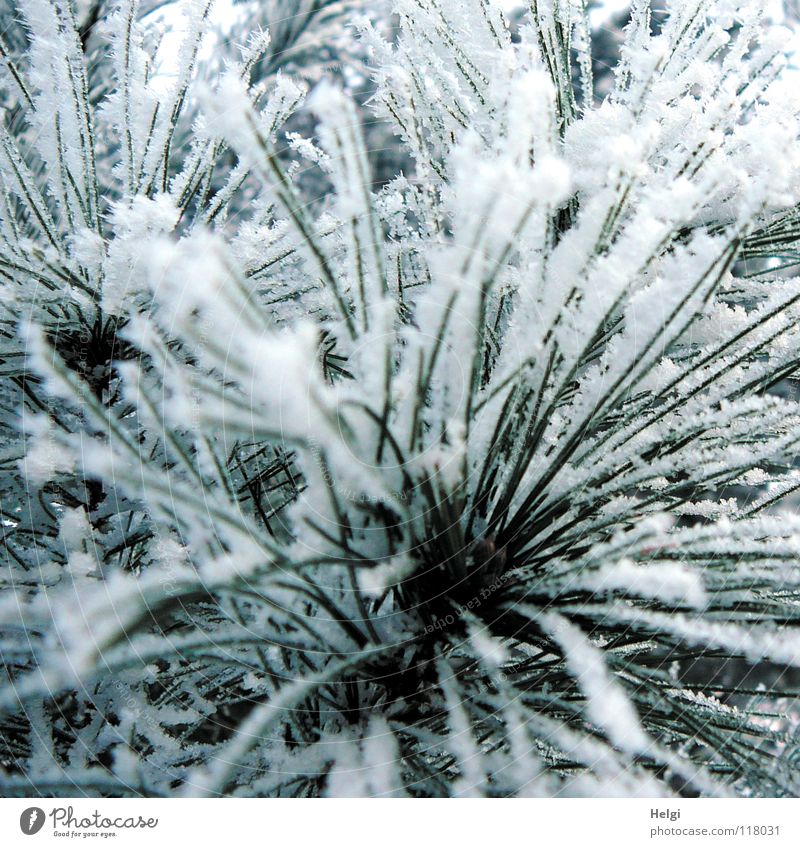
[2,0,800,798]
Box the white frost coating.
[325,718,407,798]
[103,195,179,315]
[201,72,259,159]
[469,626,508,668]
[541,613,650,754]
[439,660,488,796]
[358,557,418,598]
[50,565,199,678]
[597,604,800,667]
[4,0,800,800]
[361,717,407,797]
[20,417,75,485]
[579,559,707,608]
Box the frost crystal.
[2,0,800,798]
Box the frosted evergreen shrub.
[3,0,800,797]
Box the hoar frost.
[2,0,800,798]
